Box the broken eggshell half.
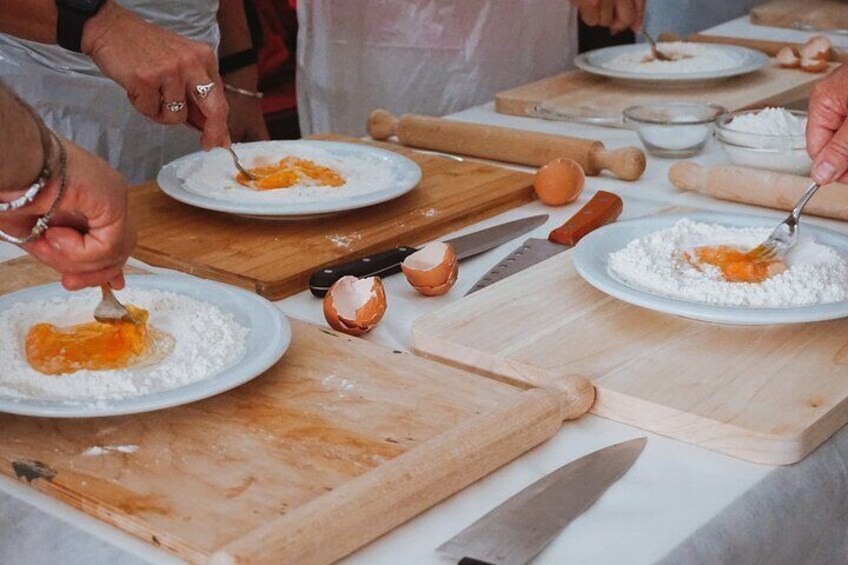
[323,275,387,335]
[401,241,458,296]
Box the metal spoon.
[642,31,674,62]
[748,181,820,261]
[227,146,256,180]
[94,284,138,325]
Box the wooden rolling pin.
[367,109,647,181]
[669,162,848,221]
[210,378,594,564]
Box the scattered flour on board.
[0,289,248,404]
[177,141,395,204]
[83,445,139,456]
[327,233,362,249]
[421,208,438,217]
[608,219,848,307]
[602,42,741,74]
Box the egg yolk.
[686,245,787,284]
[236,157,345,190]
[25,305,151,375]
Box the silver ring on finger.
[164,100,186,113]
[194,82,216,100]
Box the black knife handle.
[459,558,496,565]
[308,246,418,297]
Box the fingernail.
[813,161,837,184]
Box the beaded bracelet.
[0,132,68,246]
[223,83,264,99]
[0,98,54,212]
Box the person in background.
[0,82,133,290]
[1,1,267,184]
[296,0,644,137]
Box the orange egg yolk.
[236,157,345,190]
[686,245,787,284]
[25,305,151,375]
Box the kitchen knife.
[438,437,647,565]
[308,214,549,297]
[466,191,623,295]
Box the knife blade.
[308,214,549,297]
[439,437,647,565]
[466,191,622,295]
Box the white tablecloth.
[1,15,846,565]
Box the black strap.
[219,48,257,75]
[55,0,108,53]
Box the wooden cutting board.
[0,257,592,564]
[751,0,848,31]
[129,135,534,301]
[496,62,829,119]
[412,245,848,466]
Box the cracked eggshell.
[401,241,458,296]
[323,275,387,335]
[534,157,585,206]
[776,46,800,68]
[801,57,829,73]
[800,35,832,61]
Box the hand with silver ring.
[194,82,216,101]
[81,2,231,149]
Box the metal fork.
[94,284,138,325]
[642,31,673,62]
[748,181,821,261]
[226,146,257,180]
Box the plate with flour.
[573,212,848,325]
[0,275,290,417]
[574,42,768,84]
[158,140,422,220]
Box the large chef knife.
[466,191,622,295]
[439,437,647,565]
[308,214,548,297]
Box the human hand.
[1,139,136,291]
[223,67,270,143]
[807,64,848,184]
[81,1,230,149]
[572,0,645,34]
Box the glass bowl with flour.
[715,108,812,175]
[623,103,725,158]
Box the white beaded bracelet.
[224,83,264,99]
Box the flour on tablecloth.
[0,289,248,403]
[177,141,395,203]
[608,219,848,307]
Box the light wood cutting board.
[412,244,848,465]
[0,257,592,564]
[751,0,848,31]
[495,61,829,119]
[130,134,534,301]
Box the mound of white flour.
[177,141,396,203]
[602,42,741,74]
[0,289,248,403]
[608,219,848,307]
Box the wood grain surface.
[412,246,848,465]
[130,135,534,301]
[751,0,848,31]
[0,257,591,563]
[495,61,830,119]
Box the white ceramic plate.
[0,275,290,417]
[573,212,848,325]
[574,43,768,84]
[157,140,422,220]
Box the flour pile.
[602,42,742,74]
[0,289,248,403]
[608,219,848,307]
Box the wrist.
[79,0,125,56]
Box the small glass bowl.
[714,109,812,175]
[623,103,726,158]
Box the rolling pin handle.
[588,146,647,182]
[367,109,399,140]
[668,161,708,192]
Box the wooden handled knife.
[466,191,623,295]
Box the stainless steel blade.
[445,215,548,261]
[438,437,647,565]
[466,238,566,295]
